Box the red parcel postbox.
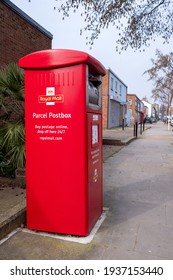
[19,49,106,236]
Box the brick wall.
[102,69,109,129]
[127,94,137,124]
[0,1,52,67]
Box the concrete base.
[21,208,108,245]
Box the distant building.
[142,100,152,117]
[0,0,53,67]
[102,68,127,129]
[127,94,144,126]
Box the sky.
[10,0,173,102]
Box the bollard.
[136,122,138,138]
[140,122,142,135]
[122,119,125,130]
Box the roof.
[108,68,128,88]
[127,93,143,103]
[1,0,53,39]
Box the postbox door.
[87,113,103,232]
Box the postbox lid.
[19,49,106,76]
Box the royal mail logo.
[46,88,55,96]
[38,87,64,105]
[38,95,64,103]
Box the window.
[115,81,118,92]
[111,77,114,91]
[119,84,122,96]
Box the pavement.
[0,122,173,259]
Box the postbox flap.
[18,49,106,76]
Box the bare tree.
[54,0,173,51]
[144,50,173,101]
[144,50,173,127]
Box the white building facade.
[107,69,127,128]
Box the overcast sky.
[11,0,173,102]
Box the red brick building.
[102,69,127,129]
[0,0,53,67]
[127,94,144,126]
[102,69,109,129]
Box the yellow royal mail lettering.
[38,95,64,103]
[39,96,51,102]
[52,96,63,101]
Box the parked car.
[145,116,153,124]
[162,116,167,123]
[171,117,173,126]
[150,116,156,123]
[164,116,173,125]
